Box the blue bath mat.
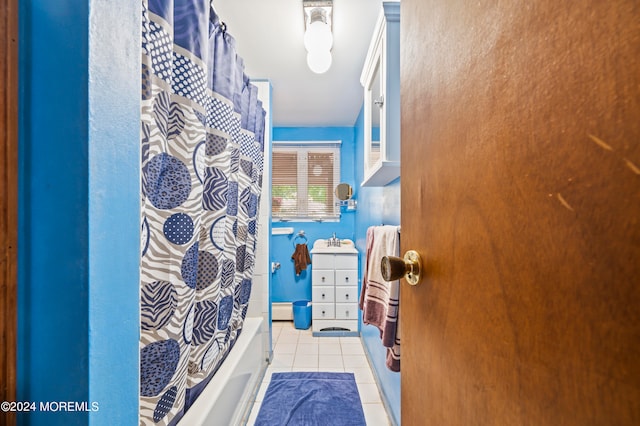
[255,372,366,426]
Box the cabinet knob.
[322,276,326,282]
[381,250,423,286]
[345,310,349,317]
[322,310,326,316]
[345,276,349,282]
[322,293,325,299]
[345,294,349,299]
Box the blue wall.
[18,1,139,424]
[353,108,402,426]
[271,127,357,303]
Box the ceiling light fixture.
[303,0,333,74]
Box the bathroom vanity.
[310,239,359,336]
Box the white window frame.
[272,140,341,222]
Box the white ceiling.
[213,0,387,127]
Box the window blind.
[272,142,340,221]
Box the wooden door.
[400,0,640,424]
[1,0,18,425]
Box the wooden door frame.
[1,0,18,424]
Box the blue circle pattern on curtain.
[140,339,180,397]
[163,213,194,245]
[195,251,218,290]
[140,2,266,424]
[217,295,234,330]
[153,386,177,423]
[145,152,192,210]
[180,243,199,290]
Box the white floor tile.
[319,354,344,370]
[274,341,298,354]
[362,403,391,426]
[318,342,342,355]
[357,383,382,404]
[291,367,319,372]
[279,322,298,332]
[343,354,368,368]
[350,367,376,384]
[270,352,294,369]
[277,333,300,344]
[293,352,319,368]
[298,333,317,344]
[280,326,300,335]
[341,342,365,355]
[296,342,319,354]
[263,366,291,382]
[321,335,342,342]
[321,367,345,373]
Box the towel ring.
[293,231,308,247]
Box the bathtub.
[178,317,267,426]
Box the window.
[272,141,341,221]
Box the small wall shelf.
[272,227,294,235]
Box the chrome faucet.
[327,233,341,247]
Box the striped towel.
[359,225,401,371]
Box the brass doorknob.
[381,250,423,285]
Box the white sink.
[310,239,358,254]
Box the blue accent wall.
[17,1,140,424]
[271,127,357,303]
[353,108,402,426]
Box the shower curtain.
[140,1,266,424]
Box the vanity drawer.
[312,255,334,269]
[312,286,334,303]
[335,270,357,286]
[312,269,334,286]
[313,303,335,319]
[335,303,358,320]
[335,287,358,303]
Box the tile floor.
[245,321,392,425]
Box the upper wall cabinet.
[360,2,400,187]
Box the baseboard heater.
[272,302,293,321]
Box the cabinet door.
[312,303,335,320]
[312,286,334,303]
[312,269,334,286]
[335,270,357,286]
[335,287,358,304]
